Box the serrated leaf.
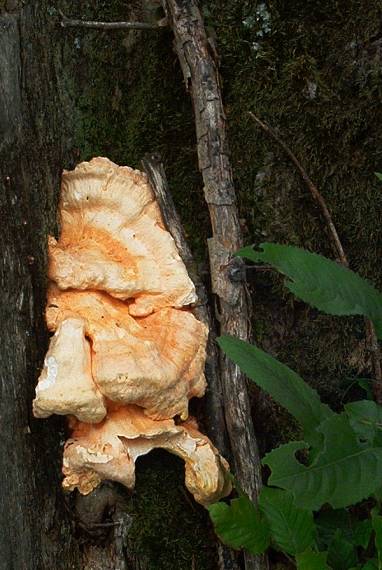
[259,487,315,555]
[296,548,329,569]
[327,529,358,570]
[217,336,333,444]
[237,243,382,339]
[208,495,271,555]
[264,415,382,510]
[345,400,382,446]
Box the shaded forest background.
[1,0,381,568]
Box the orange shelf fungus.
[63,406,231,506]
[45,287,207,420]
[33,157,231,507]
[49,157,196,317]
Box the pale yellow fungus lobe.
[63,406,231,506]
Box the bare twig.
[248,111,382,404]
[59,10,166,31]
[248,112,347,265]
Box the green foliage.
[238,243,382,338]
[258,488,315,555]
[217,336,333,446]
[372,513,382,568]
[316,510,372,551]
[326,529,358,570]
[210,244,382,568]
[208,494,271,555]
[264,414,382,510]
[345,400,382,446]
[296,548,329,569]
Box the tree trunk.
[0,3,223,569]
[0,3,82,568]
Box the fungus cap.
[49,157,196,316]
[46,287,207,420]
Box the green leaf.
[296,548,329,569]
[264,414,382,510]
[327,529,358,570]
[208,495,271,555]
[345,400,382,446]
[352,519,373,549]
[217,336,333,444]
[361,561,378,570]
[372,513,382,568]
[259,487,315,555]
[316,509,372,550]
[375,172,382,182]
[316,509,353,547]
[237,243,382,339]
[357,378,374,400]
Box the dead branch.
[248,111,382,404]
[59,11,165,31]
[142,153,240,570]
[162,3,266,569]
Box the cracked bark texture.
[0,4,81,569]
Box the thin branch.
[59,11,166,31]
[164,3,266,569]
[248,111,347,266]
[248,111,382,404]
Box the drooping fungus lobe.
[33,317,106,423]
[63,406,231,506]
[33,157,230,507]
[49,157,196,316]
[45,287,207,420]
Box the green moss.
[125,451,218,570]
[64,0,208,259]
[203,0,382,417]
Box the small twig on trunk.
[59,10,166,31]
[248,111,382,404]
[248,112,347,265]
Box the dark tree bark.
[0,3,82,569]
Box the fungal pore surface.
[33,157,231,506]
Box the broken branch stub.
[33,157,230,507]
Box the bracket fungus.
[63,405,231,506]
[33,157,231,507]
